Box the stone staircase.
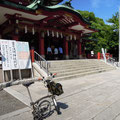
[49,59,116,81]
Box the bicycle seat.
[22,81,34,87]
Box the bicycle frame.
[24,73,60,119]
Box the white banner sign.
[17,42,32,69]
[9,41,19,70]
[0,40,11,70]
[101,48,107,63]
[0,39,31,70]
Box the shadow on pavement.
[57,102,69,110]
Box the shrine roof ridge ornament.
[27,0,63,7]
[62,0,73,8]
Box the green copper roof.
[0,0,33,11]
[46,5,90,24]
[0,0,90,25]
[31,4,91,25]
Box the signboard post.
[101,48,107,63]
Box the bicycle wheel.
[38,100,51,118]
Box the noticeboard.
[0,40,32,70]
[17,42,32,69]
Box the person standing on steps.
[59,46,63,60]
[47,46,52,60]
[54,47,58,60]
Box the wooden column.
[64,38,69,59]
[39,32,45,58]
[30,49,35,62]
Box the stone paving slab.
[1,69,120,120]
[0,90,27,116]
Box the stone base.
[78,55,83,59]
[64,55,69,59]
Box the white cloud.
[105,22,113,25]
[91,0,116,8]
[104,0,114,7]
[91,0,101,8]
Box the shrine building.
[0,0,97,60]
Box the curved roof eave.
[33,4,91,25]
[0,0,33,11]
[0,1,91,25]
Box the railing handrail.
[34,51,50,75]
[107,56,118,67]
[34,51,46,62]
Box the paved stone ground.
[0,69,3,83]
[1,69,120,120]
[0,90,27,116]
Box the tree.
[78,10,111,53]
[77,10,119,59]
[107,12,119,59]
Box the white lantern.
[25,25,27,33]
[60,32,63,38]
[56,32,59,38]
[52,31,54,37]
[47,30,50,36]
[74,35,76,40]
[16,20,19,24]
[32,27,35,35]
[70,35,72,40]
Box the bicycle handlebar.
[42,73,57,86]
[0,73,57,91]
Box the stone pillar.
[39,32,45,58]
[78,40,82,58]
[64,38,69,59]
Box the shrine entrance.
[0,0,97,60]
[44,35,64,60]
[68,41,78,59]
[19,32,39,53]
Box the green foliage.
[77,10,119,58]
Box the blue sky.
[60,0,120,23]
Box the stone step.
[49,59,100,63]
[50,65,114,74]
[50,60,109,67]
[50,59,109,65]
[55,67,115,77]
[50,63,106,69]
[49,63,114,71]
[54,68,114,81]
[48,59,116,81]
